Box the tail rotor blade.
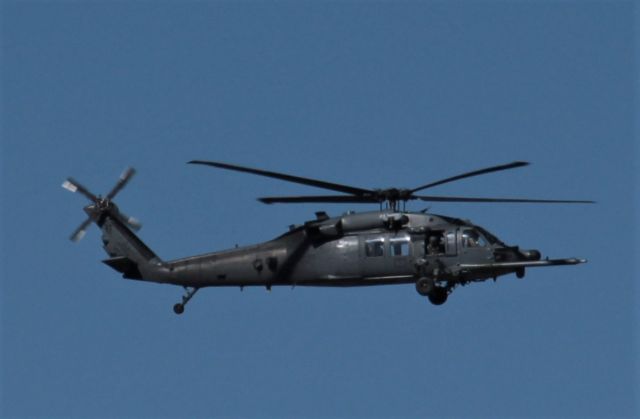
[65,167,140,242]
[118,212,142,231]
[62,178,98,202]
[106,167,136,200]
[70,218,92,242]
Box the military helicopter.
[63,160,593,314]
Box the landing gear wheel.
[172,287,199,315]
[428,287,448,305]
[415,277,434,296]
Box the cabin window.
[425,231,445,255]
[461,229,488,248]
[365,239,385,257]
[390,238,410,257]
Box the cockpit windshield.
[474,226,504,245]
[461,229,488,247]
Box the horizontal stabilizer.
[103,256,143,279]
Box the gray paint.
[65,164,588,313]
[98,207,584,296]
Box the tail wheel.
[173,287,199,315]
[428,287,448,305]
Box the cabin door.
[360,233,412,279]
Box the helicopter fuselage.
[114,210,538,290]
[67,161,588,314]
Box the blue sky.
[2,1,637,418]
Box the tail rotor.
[62,167,141,242]
[69,217,93,242]
[105,167,136,200]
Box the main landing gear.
[173,286,199,315]
[427,287,448,305]
[415,277,448,306]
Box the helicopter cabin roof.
[278,210,473,240]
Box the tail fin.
[63,168,164,281]
[100,212,161,279]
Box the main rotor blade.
[62,178,98,202]
[189,160,372,196]
[258,195,380,204]
[106,167,136,200]
[416,195,595,204]
[70,217,92,242]
[410,161,530,193]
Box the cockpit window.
[474,226,503,245]
[461,229,488,248]
[365,239,385,257]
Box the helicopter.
[63,160,593,314]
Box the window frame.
[364,238,385,257]
[389,237,410,257]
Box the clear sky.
[2,1,637,418]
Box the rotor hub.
[63,167,140,241]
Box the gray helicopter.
[63,160,593,314]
